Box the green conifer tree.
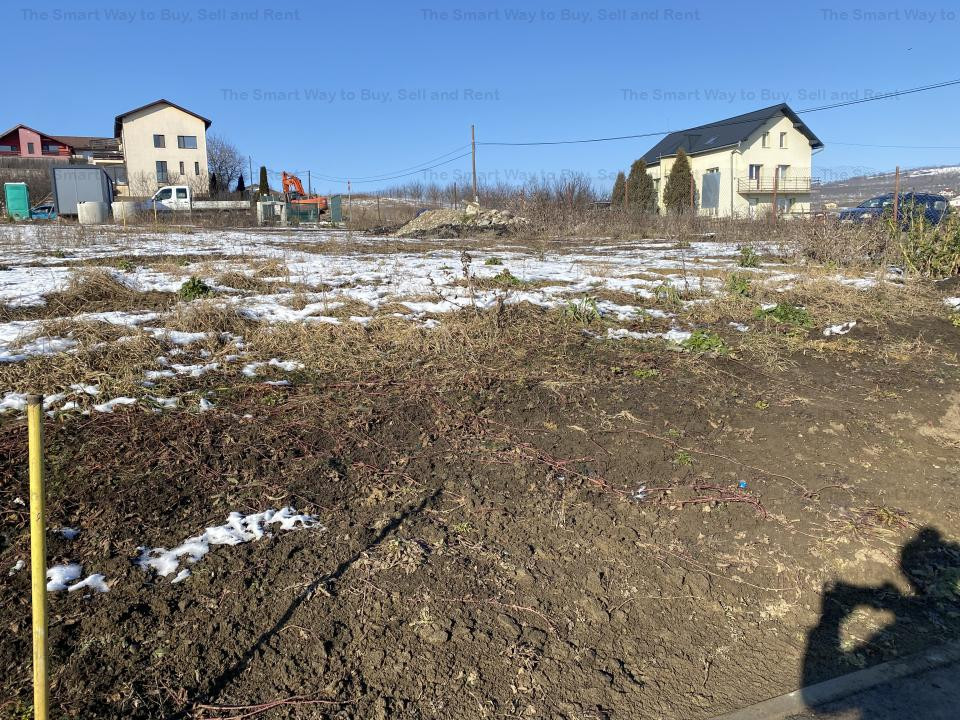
[258,166,269,197]
[663,149,696,214]
[626,158,657,213]
[610,171,626,206]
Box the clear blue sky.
[6,0,960,193]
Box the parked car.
[138,185,250,213]
[838,193,949,226]
[29,202,57,220]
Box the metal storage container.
[49,165,114,216]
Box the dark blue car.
[838,192,949,226]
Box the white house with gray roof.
[641,104,823,218]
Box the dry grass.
[163,300,258,337]
[250,258,291,279]
[0,332,168,400]
[61,268,152,307]
[243,304,589,385]
[215,271,280,294]
[22,318,131,346]
[0,268,176,322]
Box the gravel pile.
[394,204,529,238]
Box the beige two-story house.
[114,99,212,196]
[641,104,823,217]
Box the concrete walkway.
[786,660,960,719]
[710,641,960,720]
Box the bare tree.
[206,134,243,196]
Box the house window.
[27,142,35,154]
[177,135,197,149]
[761,132,769,148]
[194,161,200,175]
[179,161,185,175]
[104,165,128,185]
[153,134,165,148]
[706,167,720,173]
[156,160,168,183]
[748,164,763,180]
[779,132,788,148]
[776,165,790,181]
[748,197,759,217]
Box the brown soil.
[1,310,959,719]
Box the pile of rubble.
[394,203,529,238]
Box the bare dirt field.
[0,222,958,719]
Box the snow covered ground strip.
[0,226,894,415]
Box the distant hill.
[815,165,960,208]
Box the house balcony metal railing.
[737,177,818,194]
[0,149,70,158]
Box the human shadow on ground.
[800,527,960,716]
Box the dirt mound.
[394,204,529,238]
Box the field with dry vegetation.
[0,217,959,719]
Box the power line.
[826,141,960,150]
[345,152,472,185]
[478,130,669,147]
[305,144,470,183]
[796,78,960,113]
[477,78,960,147]
[269,152,473,188]
[270,78,960,185]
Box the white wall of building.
[119,104,209,195]
[645,113,816,218]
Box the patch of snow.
[9,559,24,575]
[136,507,322,582]
[729,322,750,332]
[823,321,857,337]
[945,297,960,309]
[606,327,692,343]
[144,328,210,346]
[93,397,138,413]
[0,336,77,363]
[68,574,110,593]
[46,563,82,591]
[242,358,304,377]
[60,527,79,540]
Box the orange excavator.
[281,172,328,213]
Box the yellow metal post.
[27,394,49,720]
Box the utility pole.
[347,180,352,222]
[307,170,311,196]
[471,124,479,204]
[248,156,253,194]
[893,166,900,223]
